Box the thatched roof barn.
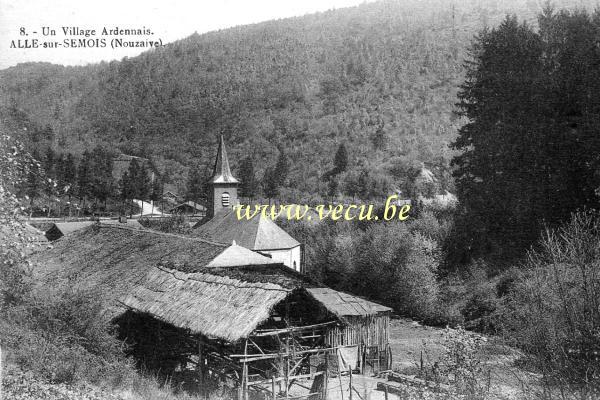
[122,265,305,342]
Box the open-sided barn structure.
[33,224,392,399]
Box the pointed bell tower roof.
[210,135,239,184]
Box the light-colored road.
[132,199,166,217]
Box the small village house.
[169,200,207,216]
[162,190,182,206]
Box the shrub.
[438,326,491,399]
[0,288,134,386]
[502,210,600,393]
[461,285,498,333]
[139,214,192,234]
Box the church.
[191,136,303,272]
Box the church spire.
[205,135,239,219]
[210,135,239,184]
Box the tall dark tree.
[371,122,386,150]
[89,146,115,207]
[450,11,600,266]
[238,157,256,198]
[119,171,132,215]
[262,168,277,200]
[76,151,93,200]
[62,153,77,197]
[44,146,56,180]
[150,176,163,214]
[137,165,152,201]
[274,148,289,188]
[186,164,208,203]
[327,177,338,199]
[333,143,348,174]
[263,148,289,200]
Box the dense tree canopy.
[451,9,600,266]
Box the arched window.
[222,192,230,207]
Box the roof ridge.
[156,265,290,292]
[95,224,228,247]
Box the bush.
[139,214,192,234]
[0,288,135,386]
[461,286,498,333]
[502,210,600,393]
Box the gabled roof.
[170,201,206,212]
[192,210,300,250]
[121,270,391,342]
[306,288,392,319]
[31,224,392,343]
[207,242,280,267]
[51,221,95,235]
[209,135,239,184]
[121,266,293,342]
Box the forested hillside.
[0,0,592,199]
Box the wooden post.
[272,377,277,400]
[243,362,249,400]
[243,339,249,400]
[336,348,344,400]
[198,339,204,393]
[383,384,388,400]
[348,368,353,400]
[323,353,329,400]
[285,332,289,399]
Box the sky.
[0,0,370,69]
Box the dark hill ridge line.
[0,0,595,199]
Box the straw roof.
[31,225,229,313]
[121,265,294,341]
[306,288,392,319]
[121,268,391,341]
[192,210,300,250]
[31,224,392,342]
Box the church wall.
[260,245,302,272]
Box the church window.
[222,192,230,207]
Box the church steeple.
[210,135,239,184]
[207,136,239,218]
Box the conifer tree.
[238,157,256,198]
[186,164,207,203]
[333,143,348,174]
[451,11,600,265]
